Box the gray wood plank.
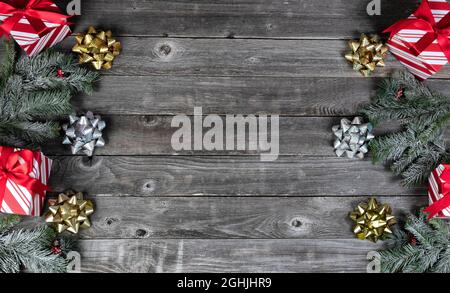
[73,76,450,115]
[58,37,450,78]
[73,0,418,39]
[76,196,425,239]
[5,38,450,79]
[3,45,450,115]
[48,156,423,196]
[77,238,381,273]
[2,50,450,116]
[44,116,403,156]
[74,76,376,116]
[61,37,395,77]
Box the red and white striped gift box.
[384,0,450,80]
[427,164,450,218]
[0,1,71,56]
[0,147,52,217]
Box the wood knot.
[80,156,92,166]
[80,156,93,167]
[105,217,118,226]
[291,218,303,228]
[79,156,102,169]
[143,179,156,193]
[141,115,159,127]
[159,44,172,56]
[246,56,260,63]
[154,42,179,60]
[135,229,148,238]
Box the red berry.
[50,239,62,254]
[408,233,417,246]
[395,88,404,100]
[57,69,64,78]
[51,246,62,255]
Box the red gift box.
[0,0,71,56]
[425,164,450,219]
[0,147,51,217]
[384,0,450,80]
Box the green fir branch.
[361,71,450,186]
[379,212,450,273]
[15,49,98,94]
[430,250,450,273]
[16,90,73,121]
[0,217,76,273]
[0,226,66,273]
[380,244,425,273]
[0,39,99,148]
[0,39,16,90]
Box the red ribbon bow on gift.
[424,165,450,220]
[384,0,450,63]
[0,147,49,208]
[0,0,70,38]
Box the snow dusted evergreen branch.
[361,71,450,186]
[380,212,450,273]
[15,49,99,94]
[0,215,76,273]
[0,39,99,148]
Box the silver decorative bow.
[62,111,106,156]
[332,117,374,159]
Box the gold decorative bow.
[45,191,94,234]
[72,26,121,70]
[349,198,396,242]
[345,34,388,77]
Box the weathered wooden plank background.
[5,0,441,272]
